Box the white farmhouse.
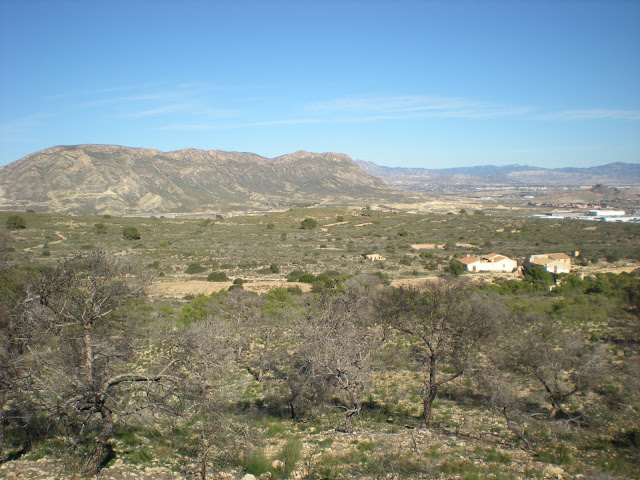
[524,253,572,274]
[459,254,518,273]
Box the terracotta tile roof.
[532,258,558,265]
[459,256,479,265]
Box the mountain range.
[1,145,638,216]
[0,145,411,215]
[355,159,640,190]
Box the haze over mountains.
[1,144,638,216]
[356,159,640,190]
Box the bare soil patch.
[148,279,311,298]
[411,243,445,250]
[323,221,348,227]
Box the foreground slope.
[0,145,409,215]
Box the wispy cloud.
[304,94,533,120]
[156,93,640,132]
[123,103,195,118]
[81,88,198,108]
[536,109,640,120]
[0,112,53,140]
[46,83,153,101]
[47,81,241,122]
[125,103,240,120]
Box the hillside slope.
[0,145,409,215]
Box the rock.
[271,459,285,471]
[241,474,257,480]
[544,465,565,478]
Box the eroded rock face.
[0,145,408,215]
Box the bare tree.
[379,278,497,427]
[0,232,35,459]
[178,316,243,480]
[18,250,185,475]
[514,314,609,419]
[302,289,380,433]
[262,346,317,420]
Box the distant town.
[532,208,640,223]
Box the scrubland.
[1,208,638,479]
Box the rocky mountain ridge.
[0,145,410,215]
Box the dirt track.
[148,279,312,298]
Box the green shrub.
[94,223,107,234]
[122,226,140,240]
[207,271,229,282]
[524,266,554,287]
[445,259,466,277]
[178,296,210,325]
[242,449,271,476]
[298,273,317,283]
[279,438,302,476]
[287,270,307,282]
[185,262,206,274]
[300,218,318,230]
[6,215,26,229]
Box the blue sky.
[1,0,639,169]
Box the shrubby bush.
[122,226,140,240]
[6,215,26,229]
[208,271,230,282]
[94,223,107,234]
[300,218,317,230]
[444,259,466,277]
[185,262,207,274]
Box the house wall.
[524,255,571,274]
[465,258,517,273]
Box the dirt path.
[148,279,312,298]
[23,231,67,252]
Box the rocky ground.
[0,427,585,480]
